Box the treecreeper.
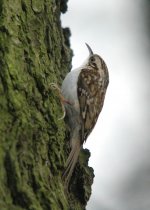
[52,43,109,189]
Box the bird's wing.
[77,68,106,143]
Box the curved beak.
[85,43,93,55]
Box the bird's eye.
[90,57,95,63]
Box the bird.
[60,43,109,188]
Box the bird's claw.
[50,82,72,120]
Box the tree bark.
[0,0,94,209]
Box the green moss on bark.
[0,0,94,209]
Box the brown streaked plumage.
[61,43,109,188]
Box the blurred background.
[61,1,150,209]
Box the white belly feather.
[61,68,81,112]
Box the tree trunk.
[0,0,94,209]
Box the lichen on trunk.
[0,0,94,209]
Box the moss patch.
[0,0,94,209]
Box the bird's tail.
[62,135,81,188]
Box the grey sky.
[62,1,150,209]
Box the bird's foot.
[50,83,72,120]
